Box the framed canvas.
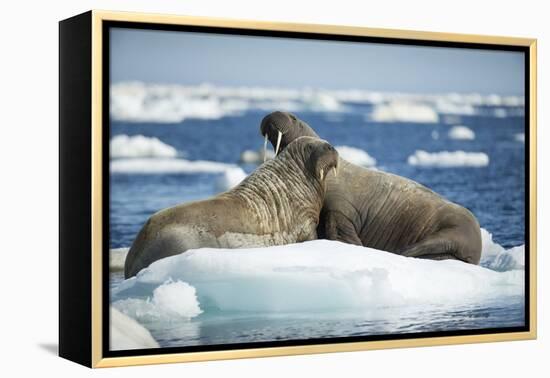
[59,10,537,368]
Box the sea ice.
[110,307,159,350]
[407,150,489,167]
[110,134,178,158]
[215,167,248,192]
[335,146,376,167]
[370,101,439,123]
[110,158,238,174]
[448,126,475,140]
[111,236,524,323]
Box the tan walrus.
[261,111,482,264]
[124,136,339,278]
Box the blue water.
[109,111,526,347]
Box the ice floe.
[370,101,439,123]
[110,82,524,123]
[110,158,238,174]
[111,82,344,123]
[493,108,508,118]
[408,150,489,167]
[335,146,376,167]
[480,228,524,271]
[515,133,525,143]
[111,236,524,322]
[239,149,275,164]
[215,167,248,192]
[448,126,476,140]
[110,307,159,350]
[110,134,178,158]
[435,99,476,116]
[110,248,128,271]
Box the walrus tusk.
[331,166,338,177]
[263,133,268,163]
[275,131,283,156]
[319,168,324,181]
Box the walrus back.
[123,204,214,278]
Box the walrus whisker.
[275,130,283,155]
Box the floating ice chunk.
[486,94,502,106]
[112,240,524,317]
[114,280,202,324]
[493,108,508,118]
[110,248,128,271]
[408,150,489,167]
[110,82,525,123]
[110,134,178,159]
[111,158,237,174]
[239,149,275,164]
[110,82,227,123]
[515,133,525,143]
[151,280,202,318]
[502,96,524,107]
[335,146,376,167]
[448,126,475,140]
[371,101,439,123]
[435,100,476,116]
[110,307,159,350]
[215,167,247,192]
[480,228,524,271]
[307,92,344,112]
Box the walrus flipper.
[400,230,475,264]
[323,210,363,246]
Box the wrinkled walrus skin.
[124,136,339,278]
[261,111,482,264]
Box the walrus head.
[284,136,339,182]
[260,111,320,161]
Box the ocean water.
[109,110,526,349]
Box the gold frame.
[90,9,537,368]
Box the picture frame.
[59,10,537,368]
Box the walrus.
[260,111,482,264]
[124,136,339,278]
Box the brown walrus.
[124,136,339,278]
[260,111,482,264]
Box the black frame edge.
[59,10,93,368]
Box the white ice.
[111,233,524,323]
[110,158,238,174]
[480,228,524,271]
[110,247,128,271]
[408,150,489,167]
[110,134,178,159]
[335,146,376,167]
[239,149,275,164]
[448,126,476,140]
[435,99,476,116]
[215,167,248,192]
[515,133,525,143]
[370,101,439,123]
[110,82,524,123]
[110,307,159,350]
